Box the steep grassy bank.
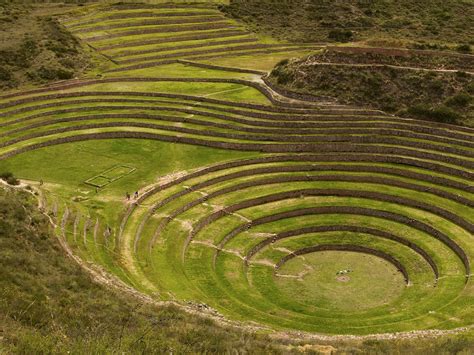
[0,186,282,353]
[221,0,474,48]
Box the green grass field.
[0,0,473,345]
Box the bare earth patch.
[336,275,350,282]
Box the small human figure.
[39,179,43,186]
[126,192,131,201]
[96,187,99,193]
[134,191,139,199]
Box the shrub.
[0,66,12,81]
[445,93,472,108]
[380,96,399,112]
[59,58,76,69]
[16,38,39,68]
[276,58,289,67]
[456,44,471,53]
[35,66,73,81]
[328,29,353,42]
[467,82,474,94]
[412,42,448,51]
[456,71,469,78]
[0,172,14,180]
[0,172,20,186]
[407,104,460,123]
[270,64,295,85]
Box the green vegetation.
[0,2,90,89]
[221,0,474,48]
[268,50,473,125]
[0,171,19,185]
[457,44,472,53]
[0,1,473,352]
[2,186,474,353]
[275,251,406,312]
[0,187,282,353]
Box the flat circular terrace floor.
[275,251,406,312]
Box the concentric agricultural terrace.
[0,2,473,335]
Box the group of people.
[92,185,140,203]
[126,191,140,201]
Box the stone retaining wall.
[247,225,438,279]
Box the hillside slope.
[0,2,90,90]
[221,0,474,48]
[267,48,473,126]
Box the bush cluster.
[456,44,472,53]
[328,29,354,42]
[407,105,461,124]
[268,53,473,125]
[30,66,74,81]
[0,172,20,185]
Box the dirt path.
[303,60,474,75]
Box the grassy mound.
[0,2,90,89]
[221,0,474,48]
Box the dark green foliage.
[0,65,11,81]
[456,44,472,53]
[276,58,289,67]
[0,172,19,185]
[407,105,460,124]
[32,65,74,81]
[328,29,353,43]
[0,37,38,68]
[271,62,295,85]
[445,93,472,108]
[468,82,474,94]
[267,52,473,125]
[412,42,449,51]
[17,38,39,67]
